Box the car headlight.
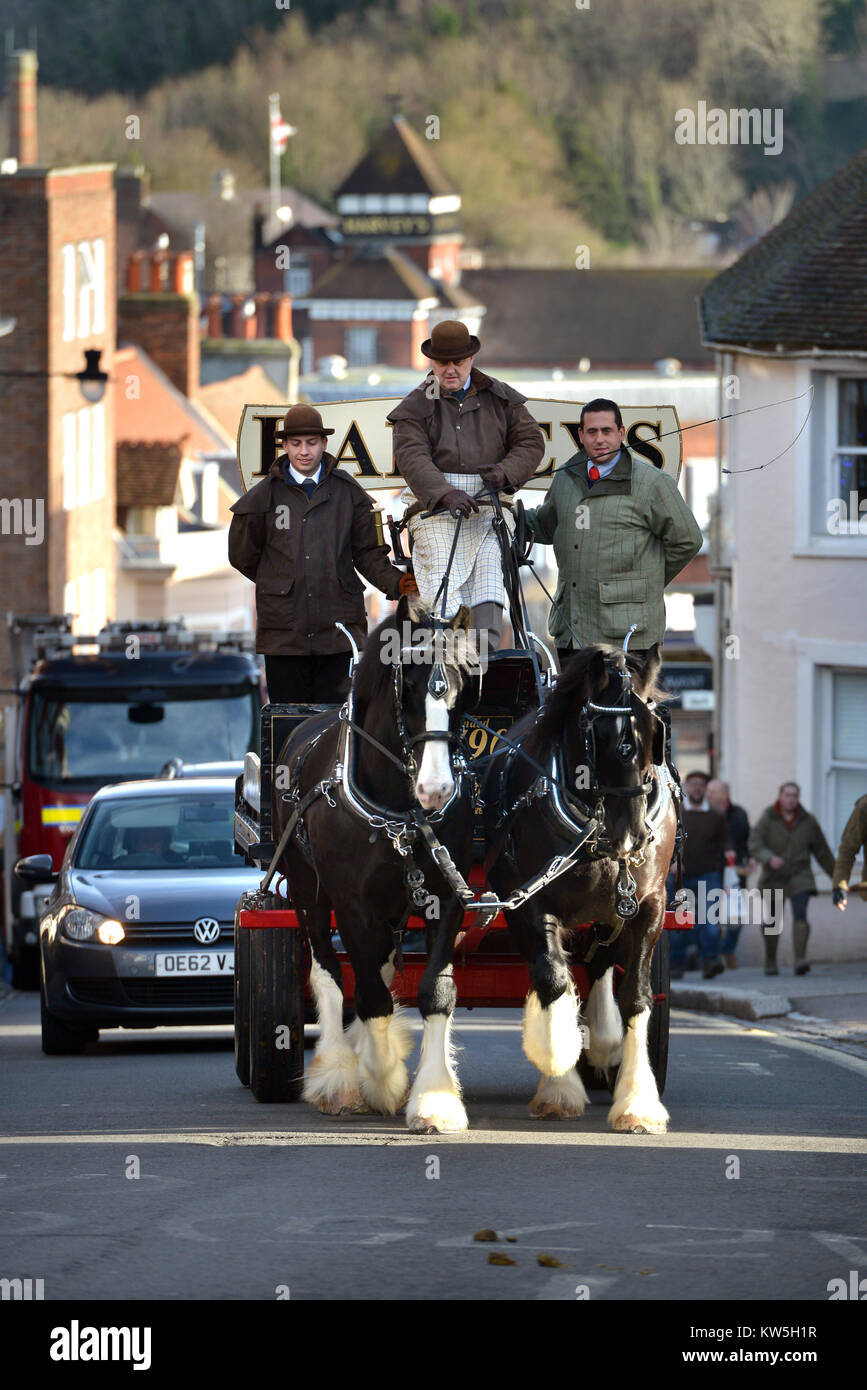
[59,907,124,944]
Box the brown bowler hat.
[420,319,481,361]
[275,404,334,439]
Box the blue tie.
[301,479,316,500]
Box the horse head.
[352,596,479,812]
[578,643,666,856]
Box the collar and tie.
[300,478,316,500]
[588,465,600,484]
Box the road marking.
[812,1232,867,1264]
[1,1130,865,1153]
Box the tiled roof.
[304,246,439,302]
[460,268,715,369]
[114,345,233,456]
[335,115,455,199]
[700,146,867,354]
[116,442,182,508]
[198,366,286,449]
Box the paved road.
[1,991,866,1301]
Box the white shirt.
[286,460,322,487]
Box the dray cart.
[233,650,690,1106]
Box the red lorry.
[2,614,261,989]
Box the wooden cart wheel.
[234,904,251,1087]
[248,925,305,1103]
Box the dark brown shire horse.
[481,644,677,1132]
[272,597,479,1132]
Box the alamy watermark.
[674,884,783,931]
[378,620,487,673]
[675,102,783,157]
[0,497,44,546]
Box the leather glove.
[478,462,506,490]
[442,488,479,518]
[832,886,848,911]
[397,572,419,597]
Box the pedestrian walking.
[749,781,836,976]
[229,405,415,703]
[671,770,733,979]
[707,777,754,968]
[831,792,867,912]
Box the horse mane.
[525,644,667,758]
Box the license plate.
[155,952,235,977]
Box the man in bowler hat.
[229,404,416,703]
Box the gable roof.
[303,246,440,302]
[460,268,715,369]
[114,344,233,455]
[335,115,456,200]
[197,366,286,446]
[699,147,867,355]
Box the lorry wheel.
[248,926,304,1102]
[12,945,40,991]
[647,930,670,1097]
[234,905,251,1086]
[40,989,89,1056]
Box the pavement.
[670,959,867,1056]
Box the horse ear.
[400,593,426,624]
[450,604,472,631]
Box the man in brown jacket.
[749,781,836,975]
[229,405,414,703]
[387,321,544,652]
[832,793,867,910]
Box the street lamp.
[75,349,108,404]
[0,347,109,403]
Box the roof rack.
[6,613,256,684]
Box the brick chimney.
[117,283,200,400]
[7,49,38,167]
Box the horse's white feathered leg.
[522,984,581,1076]
[407,1014,468,1133]
[356,1005,413,1114]
[303,959,363,1114]
[529,1067,589,1119]
[585,966,624,1069]
[607,1006,669,1133]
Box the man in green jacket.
[524,398,703,661]
[749,782,836,976]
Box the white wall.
[721,355,867,962]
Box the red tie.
[588,465,600,482]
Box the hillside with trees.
[1,0,864,265]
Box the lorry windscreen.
[27,688,258,786]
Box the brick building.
[0,48,116,690]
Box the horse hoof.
[530,1101,583,1120]
[317,1090,365,1116]
[611,1112,668,1135]
[407,1090,469,1134]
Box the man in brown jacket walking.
[229,405,414,703]
[749,781,836,975]
[387,321,544,653]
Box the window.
[344,327,378,368]
[284,263,312,297]
[62,413,76,510]
[814,375,867,538]
[831,379,867,534]
[824,669,867,848]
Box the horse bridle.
[577,661,655,802]
[390,616,469,782]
